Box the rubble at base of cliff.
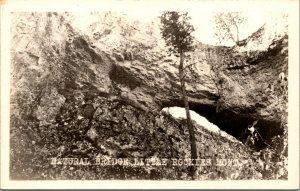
[9,12,288,180]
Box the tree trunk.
[179,52,198,179]
[234,23,239,45]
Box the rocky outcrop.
[11,11,288,124]
[10,12,288,180]
[11,95,264,180]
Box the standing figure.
[245,120,259,148]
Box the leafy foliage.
[160,12,195,55]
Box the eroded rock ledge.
[10,12,288,180]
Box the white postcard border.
[1,0,299,189]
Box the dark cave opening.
[162,100,284,151]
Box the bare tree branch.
[214,12,246,45]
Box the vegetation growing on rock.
[160,11,198,178]
[9,12,288,180]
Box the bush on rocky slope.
[9,12,288,180]
[11,96,267,180]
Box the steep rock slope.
[10,12,288,180]
[71,12,288,143]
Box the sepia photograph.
[1,0,299,189]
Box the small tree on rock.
[214,12,246,46]
[160,11,197,179]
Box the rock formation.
[9,12,288,180]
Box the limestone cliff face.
[11,12,289,144]
[204,35,288,142]
[10,12,288,180]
